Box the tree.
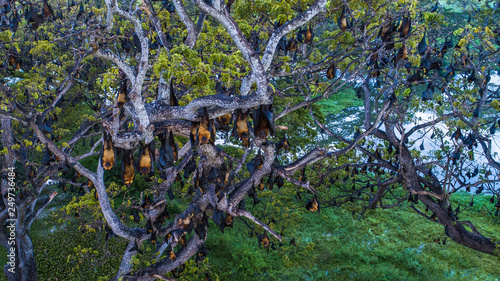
[1,0,500,280]
[0,1,110,279]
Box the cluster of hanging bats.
[101,75,322,220]
[98,76,323,255]
[2,0,90,73]
[105,77,275,184]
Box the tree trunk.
[2,234,38,281]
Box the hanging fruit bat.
[399,15,411,38]
[149,229,158,244]
[190,121,200,148]
[158,132,173,173]
[122,149,135,185]
[276,136,290,151]
[226,0,236,13]
[258,232,270,248]
[232,109,251,148]
[8,52,21,71]
[451,128,462,141]
[196,244,207,263]
[101,131,116,170]
[142,194,152,209]
[422,82,434,101]
[248,185,260,205]
[304,24,313,44]
[285,39,297,53]
[276,176,284,188]
[196,107,216,145]
[327,63,336,80]
[76,2,84,20]
[438,37,453,57]
[219,213,234,233]
[337,5,348,31]
[276,36,287,53]
[183,157,197,179]
[297,24,314,44]
[305,195,320,213]
[116,78,129,108]
[394,44,407,66]
[378,19,393,39]
[137,141,155,175]
[216,113,232,132]
[212,210,225,231]
[27,6,45,30]
[247,151,263,174]
[42,0,54,18]
[158,130,177,174]
[367,47,379,67]
[170,79,178,106]
[253,104,275,140]
[194,213,208,240]
[298,167,307,183]
[258,180,265,191]
[168,130,178,160]
[217,112,232,127]
[418,29,428,55]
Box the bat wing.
[209,121,216,144]
[253,107,260,137]
[263,105,275,136]
[149,143,155,174]
[136,143,144,171]
[165,142,175,167]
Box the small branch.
[276,170,318,194]
[228,206,282,242]
[459,221,481,235]
[410,190,444,201]
[94,48,135,80]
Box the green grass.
[2,190,500,281]
[204,190,500,281]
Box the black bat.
[247,151,263,174]
[253,104,275,140]
[158,132,175,174]
[170,79,178,106]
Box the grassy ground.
[2,190,500,281]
